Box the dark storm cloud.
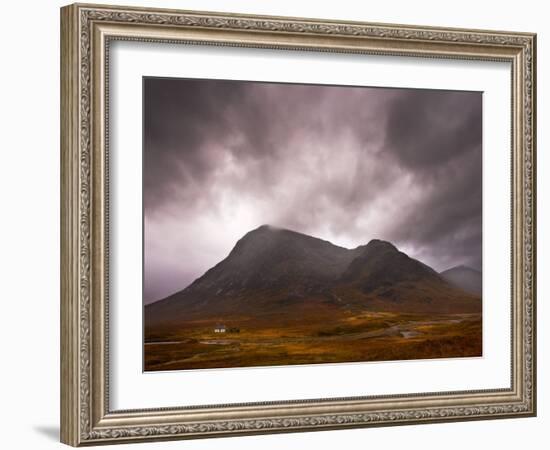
[383,89,482,169]
[379,90,482,271]
[143,78,482,304]
[143,78,247,210]
[144,79,390,215]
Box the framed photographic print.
[60,3,537,446]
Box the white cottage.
[214,324,226,333]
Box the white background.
[111,42,511,409]
[0,0,546,449]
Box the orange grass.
[144,312,481,371]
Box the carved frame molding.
[61,3,536,446]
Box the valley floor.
[144,312,482,371]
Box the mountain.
[185,225,362,293]
[440,265,482,296]
[334,239,480,313]
[340,239,441,291]
[145,225,481,328]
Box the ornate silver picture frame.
[60,3,536,446]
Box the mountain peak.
[242,225,338,248]
[255,224,282,232]
[242,224,291,240]
[184,225,356,296]
[236,224,285,245]
[364,239,398,251]
[440,265,482,295]
[341,238,440,292]
[358,239,399,259]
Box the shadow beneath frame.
[33,425,59,442]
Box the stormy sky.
[143,77,482,304]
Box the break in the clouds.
[143,78,482,304]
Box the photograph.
[143,78,483,371]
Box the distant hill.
[440,265,482,296]
[145,225,481,328]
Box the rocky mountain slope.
[146,225,481,327]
